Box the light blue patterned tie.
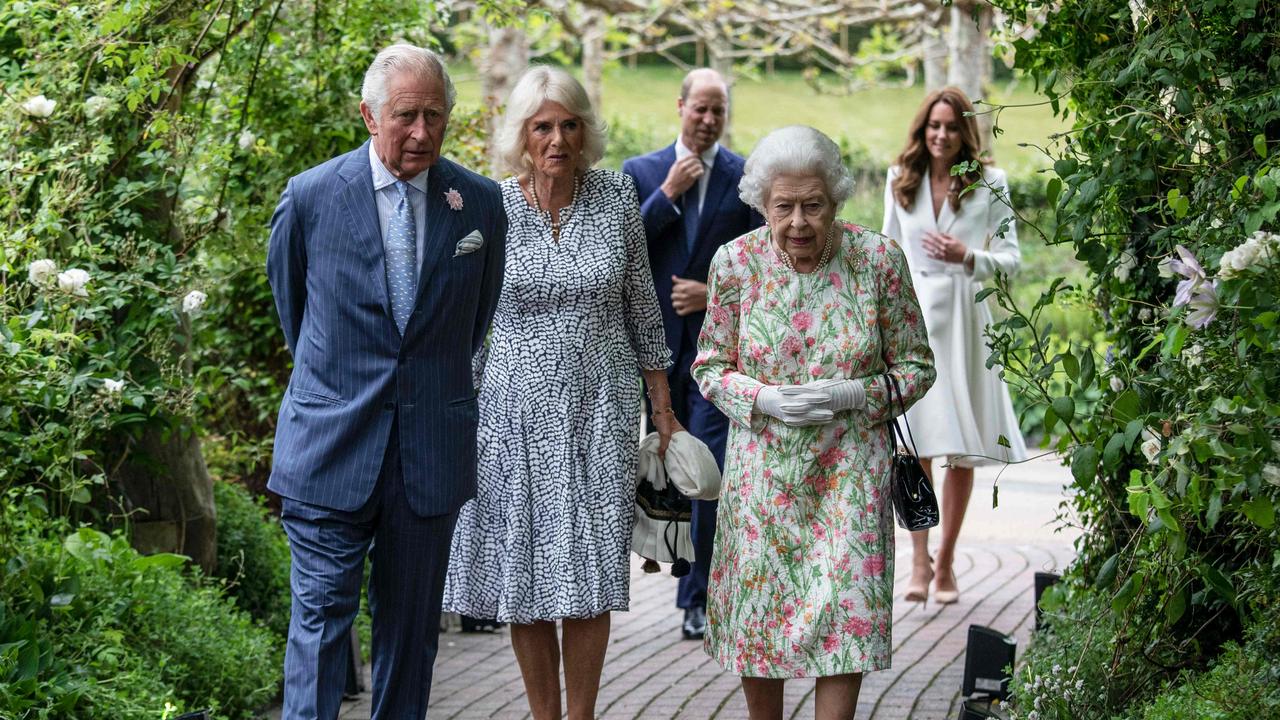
[385,180,417,334]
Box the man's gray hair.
[495,66,607,176]
[739,126,854,214]
[361,44,456,118]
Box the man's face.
[677,80,728,154]
[360,70,449,180]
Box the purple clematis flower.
[1170,244,1207,307]
[1185,279,1219,328]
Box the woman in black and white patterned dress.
[443,66,680,720]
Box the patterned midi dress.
[691,222,935,677]
[443,169,671,624]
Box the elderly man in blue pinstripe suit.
[267,44,506,719]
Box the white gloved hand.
[805,378,866,412]
[754,385,834,426]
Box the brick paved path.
[317,454,1076,720]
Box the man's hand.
[671,276,708,316]
[660,155,705,201]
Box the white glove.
[754,385,834,426]
[805,378,866,412]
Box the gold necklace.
[777,224,838,273]
[528,174,580,242]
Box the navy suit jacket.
[622,144,763,368]
[266,142,506,516]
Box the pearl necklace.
[777,224,838,273]
[528,173,580,242]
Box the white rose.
[84,95,112,120]
[56,268,90,296]
[1264,464,1280,487]
[237,129,256,150]
[27,258,58,285]
[182,290,208,315]
[1113,254,1137,282]
[1110,376,1125,393]
[1141,436,1161,463]
[101,378,125,395]
[1183,343,1204,368]
[20,94,56,118]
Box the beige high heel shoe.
[934,563,960,605]
[904,556,934,605]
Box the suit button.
[383,401,394,411]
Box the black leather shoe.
[681,607,707,640]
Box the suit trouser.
[280,417,459,720]
[669,367,729,611]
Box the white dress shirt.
[673,137,719,214]
[369,142,428,278]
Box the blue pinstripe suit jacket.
[266,142,506,516]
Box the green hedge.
[0,495,281,720]
[213,481,292,640]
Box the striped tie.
[385,181,417,334]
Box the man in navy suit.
[622,68,762,641]
[267,44,505,719]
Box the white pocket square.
[454,230,483,257]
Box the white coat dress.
[881,165,1028,467]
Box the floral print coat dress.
[691,222,935,678]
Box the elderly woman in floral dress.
[692,125,934,719]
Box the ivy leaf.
[1079,350,1096,388]
[1255,133,1268,159]
[1046,177,1062,206]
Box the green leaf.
[1124,420,1143,450]
[1255,133,1268,159]
[1112,390,1141,422]
[1103,432,1127,471]
[1165,588,1187,624]
[1043,406,1058,434]
[1079,350,1096,388]
[1095,553,1119,589]
[1242,497,1276,528]
[1112,573,1140,613]
[1052,396,1075,425]
[1046,177,1062,206]
[130,553,189,571]
[1062,351,1080,382]
[974,287,998,302]
[1201,565,1236,605]
[1072,445,1099,485]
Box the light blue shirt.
[369,143,428,278]
[674,137,719,213]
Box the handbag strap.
[883,374,923,458]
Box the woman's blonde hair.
[891,87,989,213]
[495,66,607,176]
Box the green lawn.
[452,63,1067,179]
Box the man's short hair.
[361,44,456,118]
[680,68,728,102]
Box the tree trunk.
[119,420,218,572]
[482,24,529,175]
[581,8,605,116]
[947,1,995,154]
[709,42,736,149]
[922,8,948,92]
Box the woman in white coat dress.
[881,87,1028,606]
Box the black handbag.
[883,374,940,531]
